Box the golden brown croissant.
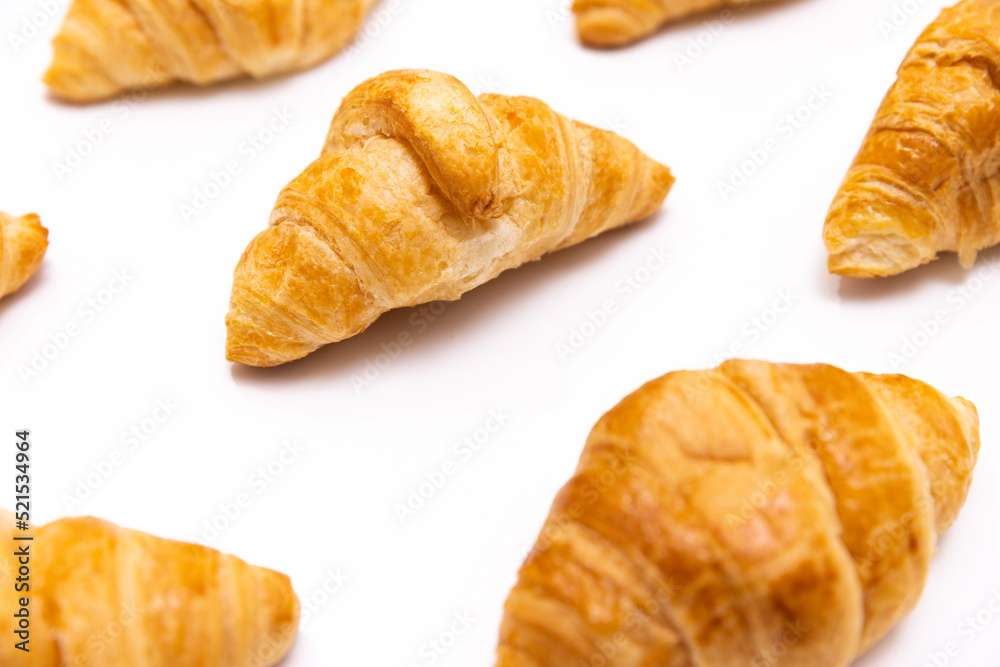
[44,0,378,102]
[573,0,773,46]
[0,509,299,665]
[496,360,980,666]
[1,212,48,301]
[226,69,674,367]
[824,0,1000,277]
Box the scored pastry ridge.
[495,360,979,666]
[226,69,674,367]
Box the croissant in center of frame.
[496,360,980,666]
[226,69,673,367]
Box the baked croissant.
[0,509,299,666]
[226,69,673,367]
[497,360,980,666]
[44,0,378,102]
[1,212,48,300]
[573,0,773,46]
[824,0,1000,277]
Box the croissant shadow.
[0,265,48,319]
[43,63,307,109]
[229,212,665,386]
[836,244,1000,302]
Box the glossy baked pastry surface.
[226,69,673,367]
[825,0,1000,277]
[496,360,979,666]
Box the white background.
[2,0,1000,664]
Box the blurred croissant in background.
[573,0,774,46]
[1,212,48,301]
[0,509,299,666]
[44,0,379,102]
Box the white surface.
[2,0,1000,664]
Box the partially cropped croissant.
[825,0,1000,277]
[44,0,378,102]
[573,0,773,46]
[497,360,980,666]
[226,69,673,366]
[0,509,299,665]
[1,212,48,300]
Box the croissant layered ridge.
[226,70,673,366]
[825,0,1000,277]
[44,0,379,102]
[496,360,979,667]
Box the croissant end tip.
[824,228,927,278]
[574,5,651,47]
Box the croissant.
[1,212,48,301]
[43,0,378,102]
[824,0,1000,277]
[573,0,773,46]
[0,509,299,665]
[496,360,980,666]
[225,69,674,367]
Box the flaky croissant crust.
[496,360,979,667]
[825,0,1000,277]
[0,510,299,666]
[226,69,673,366]
[0,211,48,301]
[44,0,378,102]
